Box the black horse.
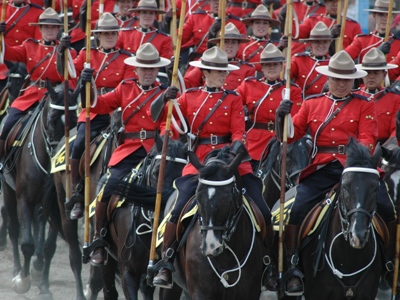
[300,139,383,299]
[2,82,79,296]
[163,147,266,299]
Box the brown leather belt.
[318,145,346,155]
[30,79,62,88]
[124,130,155,140]
[198,135,231,145]
[228,1,258,9]
[246,121,274,131]
[97,87,113,95]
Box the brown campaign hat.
[365,0,400,13]
[92,13,121,32]
[299,22,336,42]
[129,0,166,14]
[189,46,239,71]
[356,48,397,70]
[208,23,250,45]
[316,50,367,79]
[258,43,285,64]
[124,43,170,67]
[242,5,281,27]
[29,8,63,26]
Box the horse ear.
[188,151,203,170]
[372,144,382,167]
[46,79,57,101]
[228,151,244,174]
[155,132,163,152]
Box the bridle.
[146,153,188,187]
[198,158,243,242]
[338,167,379,241]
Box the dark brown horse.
[165,147,266,300]
[2,82,79,296]
[104,134,187,300]
[300,139,383,300]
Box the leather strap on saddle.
[248,199,266,241]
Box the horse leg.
[160,285,183,300]
[0,203,8,250]
[100,257,120,300]
[140,273,156,300]
[120,263,141,300]
[37,225,58,297]
[85,265,104,300]
[31,205,45,283]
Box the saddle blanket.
[155,196,261,248]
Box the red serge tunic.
[117,26,173,59]
[290,92,378,180]
[345,31,400,64]
[290,52,330,98]
[237,78,303,160]
[356,87,400,142]
[89,80,166,167]
[4,39,77,111]
[73,47,135,122]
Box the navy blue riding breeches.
[0,106,37,140]
[288,160,396,225]
[169,173,272,225]
[100,146,147,204]
[71,114,111,159]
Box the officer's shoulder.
[119,49,133,56]
[305,93,325,101]
[30,3,43,9]
[351,93,369,101]
[385,87,400,96]
[193,9,207,14]
[294,52,309,57]
[159,83,169,89]
[239,60,254,67]
[121,78,138,84]
[345,16,358,23]
[282,79,300,88]
[186,87,202,93]
[244,76,259,82]
[355,32,372,38]
[227,13,241,21]
[308,13,323,18]
[224,89,238,96]
[24,38,39,44]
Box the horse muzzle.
[200,230,224,257]
[349,219,370,249]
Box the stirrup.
[283,268,304,296]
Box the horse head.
[147,133,188,188]
[45,80,79,146]
[190,146,244,257]
[340,138,381,249]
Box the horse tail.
[42,174,65,240]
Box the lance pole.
[218,0,226,49]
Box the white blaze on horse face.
[208,187,216,200]
[203,220,223,256]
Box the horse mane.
[345,138,376,168]
[261,138,280,173]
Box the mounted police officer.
[276,50,397,295]
[80,43,171,266]
[151,46,277,291]
[58,13,135,220]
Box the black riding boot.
[67,158,84,220]
[90,201,108,266]
[263,224,278,291]
[153,221,178,289]
[284,224,304,296]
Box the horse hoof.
[12,273,31,294]
[84,284,93,299]
[260,290,278,300]
[30,263,44,283]
[34,292,54,300]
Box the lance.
[147,0,187,283]
[0,0,7,57]
[99,0,104,18]
[218,0,226,49]
[170,0,177,50]
[278,0,293,295]
[335,0,348,53]
[383,0,393,87]
[63,0,72,215]
[83,0,92,255]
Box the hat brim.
[189,60,239,71]
[124,56,171,68]
[128,8,166,14]
[29,22,63,26]
[355,63,398,70]
[241,17,281,27]
[208,37,250,44]
[365,9,400,13]
[92,28,121,33]
[298,37,336,42]
[316,65,368,78]
[257,58,285,64]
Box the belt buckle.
[140,130,147,140]
[210,134,218,146]
[39,80,46,88]
[242,0,248,9]
[267,120,274,131]
[338,145,345,155]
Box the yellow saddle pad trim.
[50,135,77,173]
[271,198,295,232]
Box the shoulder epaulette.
[244,76,258,82]
[25,38,39,44]
[29,3,43,9]
[385,87,400,95]
[282,79,300,88]
[351,93,369,101]
[355,33,371,38]
[157,30,169,36]
[308,13,323,18]
[121,78,138,84]
[305,93,325,100]
[119,49,133,56]
[193,9,207,14]
[224,89,238,95]
[227,13,241,21]
[159,83,168,89]
[186,87,202,92]
[294,52,309,57]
